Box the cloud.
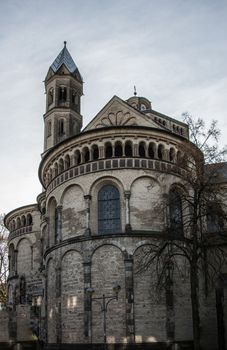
[0,0,227,213]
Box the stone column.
[83,261,92,340]
[133,144,139,157]
[124,256,135,343]
[99,145,104,159]
[56,266,62,344]
[84,195,92,236]
[56,206,63,242]
[125,191,132,233]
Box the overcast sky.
[0,0,227,214]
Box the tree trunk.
[190,262,201,350]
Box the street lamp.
[85,283,121,348]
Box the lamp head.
[85,287,95,296]
[112,283,121,295]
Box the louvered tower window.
[98,185,121,234]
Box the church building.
[4,43,227,350]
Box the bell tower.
[43,42,83,152]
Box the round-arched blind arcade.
[98,185,121,234]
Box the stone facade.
[4,43,227,349]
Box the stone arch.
[82,146,90,163]
[124,140,133,157]
[48,87,54,106]
[61,250,84,343]
[91,244,126,343]
[46,258,56,343]
[64,154,70,170]
[148,142,156,159]
[47,196,57,246]
[17,238,32,276]
[169,147,176,162]
[26,213,33,226]
[133,244,166,342]
[16,217,21,229]
[91,144,99,160]
[60,184,86,239]
[114,140,123,157]
[74,149,81,166]
[54,162,59,177]
[89,176,125,235]
[21,215,26,227]
[130,176,163,231]
[59,158,64,173]
[157,143,165,160]
[139,141,147,157]
[12,219,16,231]
[105,141,113,158]
[9,243,15,272]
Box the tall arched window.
[139,142,146,157]
[125,141,133,157]
[105,143,113,158]
[59,87,67,103]
[169,190,183,233]
[98,185,121,234]
[207,204,224,233]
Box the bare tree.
[137,113,227,350]
[0,214,8,304]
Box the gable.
[83,96,164,132]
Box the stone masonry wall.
[91,245,126,343]
[61,250,84,343]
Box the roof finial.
[134,85,137,96]
[64,41,67,48]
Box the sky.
[0,0,227,214]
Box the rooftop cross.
[134,85,137,96]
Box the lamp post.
[85,283,121,348]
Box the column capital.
[124,191,131,199]
[84,195,92,200]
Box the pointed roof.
[50,41,78,74]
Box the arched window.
[27,214,33,226]
[148,143,155,159]
[54,163,59,177]
[65,155,70,170]
[59,158,64,173]
[17,217,21,229]
[125,141,133,157]
[58,86,67,103]
[48,88,54,106]
[83,147,90,163]
[169,190,183,233]
[105,143,113,158]
[47,121,52,137]
[169,148,175,162]
[74,150,81,165]
[98,185,121,234]
[115,142,123,157]
[207,204,224,233]
[21,216,26,227]
[158,144,164,160]
[139,142,146,157]
[58,119,65,136]
[12,220,16,231]
[92,145,99,160]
